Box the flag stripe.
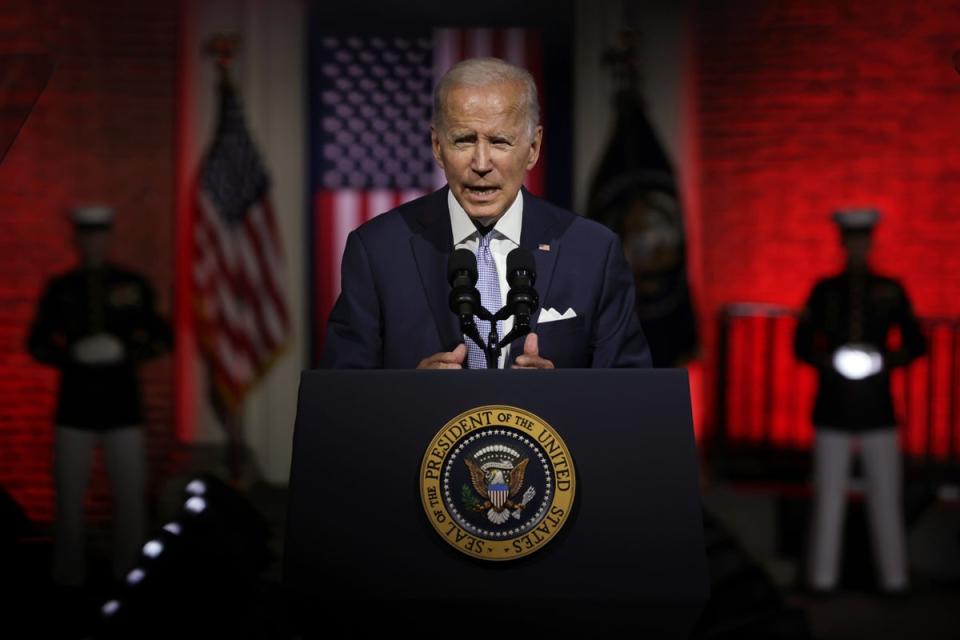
[194,240,269,372]
[368,189,394,222]
[332,190,361,300]
[243,203,291,329]
[401,189,426,206]
[524,30,545,196]
[314,190,336,362]
[195,275,263,374]
[433,28,457,190]
[468,28,493,58]
[196,193,285,351]
[492,29,506,61]
[505,28,525,66]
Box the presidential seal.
[419,405,575,561]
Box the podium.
[285,369,708,636]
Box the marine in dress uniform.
[794,208,925,594]
[27,205,172,586]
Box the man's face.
[842,232,872,270]
[75,228,110,266]
[431,81,542,223]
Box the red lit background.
[0,1,178,522]
[693,1,960,457]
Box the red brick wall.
[0,1,178,523]
[694,1,960,435]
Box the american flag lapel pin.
[538,243,551,251]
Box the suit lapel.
[515,188,561,355]
[409,189,461,351]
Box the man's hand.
[417,344,467,369]
[512,333,555,369]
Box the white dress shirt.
[448,189,522,368]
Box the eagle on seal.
[465,457,530,524]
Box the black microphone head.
[506,247,536,286]
[448,248,478,285]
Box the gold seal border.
[419,405,576,561]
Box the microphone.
[447,249,486,352]
[496,248,540,347]
[506,248,539,318]
[447,248,479,317]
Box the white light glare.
[126,568,145,585]
[938,485,960,501]
[185,479,207,496]
[101,600,120,617]
[163,522,182,536]
[833,345,883,380]
[142,539,164,558]
[185,496,207,514]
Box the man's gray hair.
[432,57,540,138]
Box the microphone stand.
[484,315,500,370]
[456,303,500,369]
[482,303,534,368]
[462,305,512,369]
[481,306,519,370]
[477,305,500,370]
[493,306,527,350]
[476,280,540,367]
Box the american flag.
[193,78,290,412]
[310,28,544,361]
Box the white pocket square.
[537,307,577,324]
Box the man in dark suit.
[321,57,650,370]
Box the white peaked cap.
[72,204,115,228]
[831,207,880,231]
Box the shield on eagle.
[489,481,509,510]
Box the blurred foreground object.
[94,474,273,639]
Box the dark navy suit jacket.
[321,187,651,369]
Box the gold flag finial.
[203,33,241,81]
[601,28,642,98]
